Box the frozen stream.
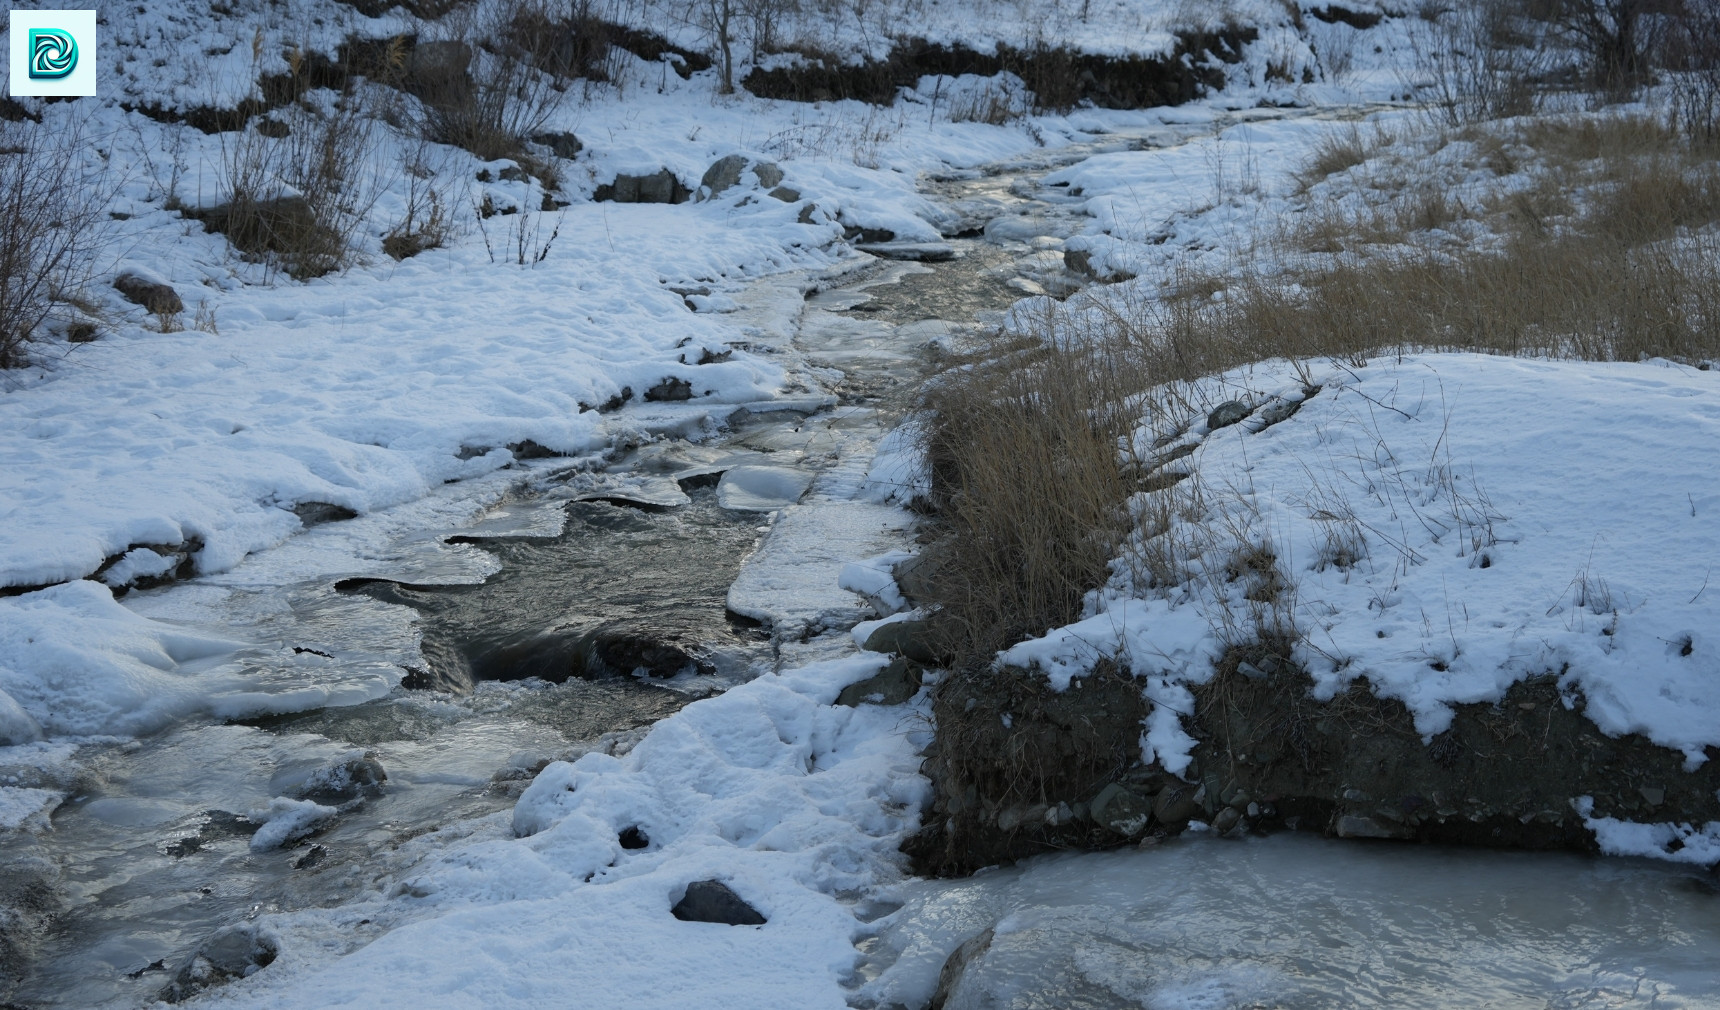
[5,107,1717,1009]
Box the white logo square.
[8,10,98,98]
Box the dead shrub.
[201,89,381,279]
[0,117,107,366]
[918,325,1142,668]
[416,1,568,163]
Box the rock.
[1207,400,1251,431]
[532,130,583,159]
[406,40,472,103]
[1640,786,1666,807]
[767,186,801,203]
[291,502,357,526]
[1091,783,1153,836]
[797,204,820,225]
[836,658,922,707]
[929,927,994,1010]
[670,879,766,925]
[161,923,278,1002]
[619,826,650,850]
[291,844,328,870]
[753,161,784,189]
[892,551,945,604]
[1335,814,1410,840]
[700,155,784,199]
[1063,247,1095,275]
[114,274,183,315]
[643,377,693,401]
[595,169,690,205]
[1211,806,1242,834]
[860,618,942,666]
[1153,783,1201,828]
[298,754,387,802]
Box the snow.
[1001,353,1720,773]
[247,797,339,851]
[194,652,931,1009]
[837,550,914,617]
[0,786,61,832]
[1575,796,1720,866]
[0,579,397,739]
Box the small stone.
[291,844,328,870]
[531,130,583,159]
[619,826,650,849]
[1640,786,1666,807]
[1207,401,1250,431]
[1211,806,1242,834]
[767,186,801,203]
[671,879,766,925]
[1335,814,1408,840]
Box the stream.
[4,108,1718,1009]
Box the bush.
[201,89,381,279]
[0,117,105,366]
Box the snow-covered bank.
[914,352,1720,871]
[189,652,931,1009]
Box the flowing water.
[5,107,1717,1009]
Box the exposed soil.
[742,30,1259,110]
[908,646,1720,876]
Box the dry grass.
[917,324,1144,668]
[919,110,1720,673]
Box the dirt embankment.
[905,646,1720,876]
[742,29,1260,110]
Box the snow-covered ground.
[9,0,1718,1006]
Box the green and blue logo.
[28,28,79,80]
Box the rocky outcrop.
[907,647,1720,876]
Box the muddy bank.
[742,30,1259,110]
[906,648,1720,876]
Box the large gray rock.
[836,658,922,707]
[113,274,183,315]
[1207,400,1251,431]
[531,130,583,159]
[670,879,766,925]
[861,619,942,666]
[407,40,472,102]
[596,169,690,205]
[699,155,783,199]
